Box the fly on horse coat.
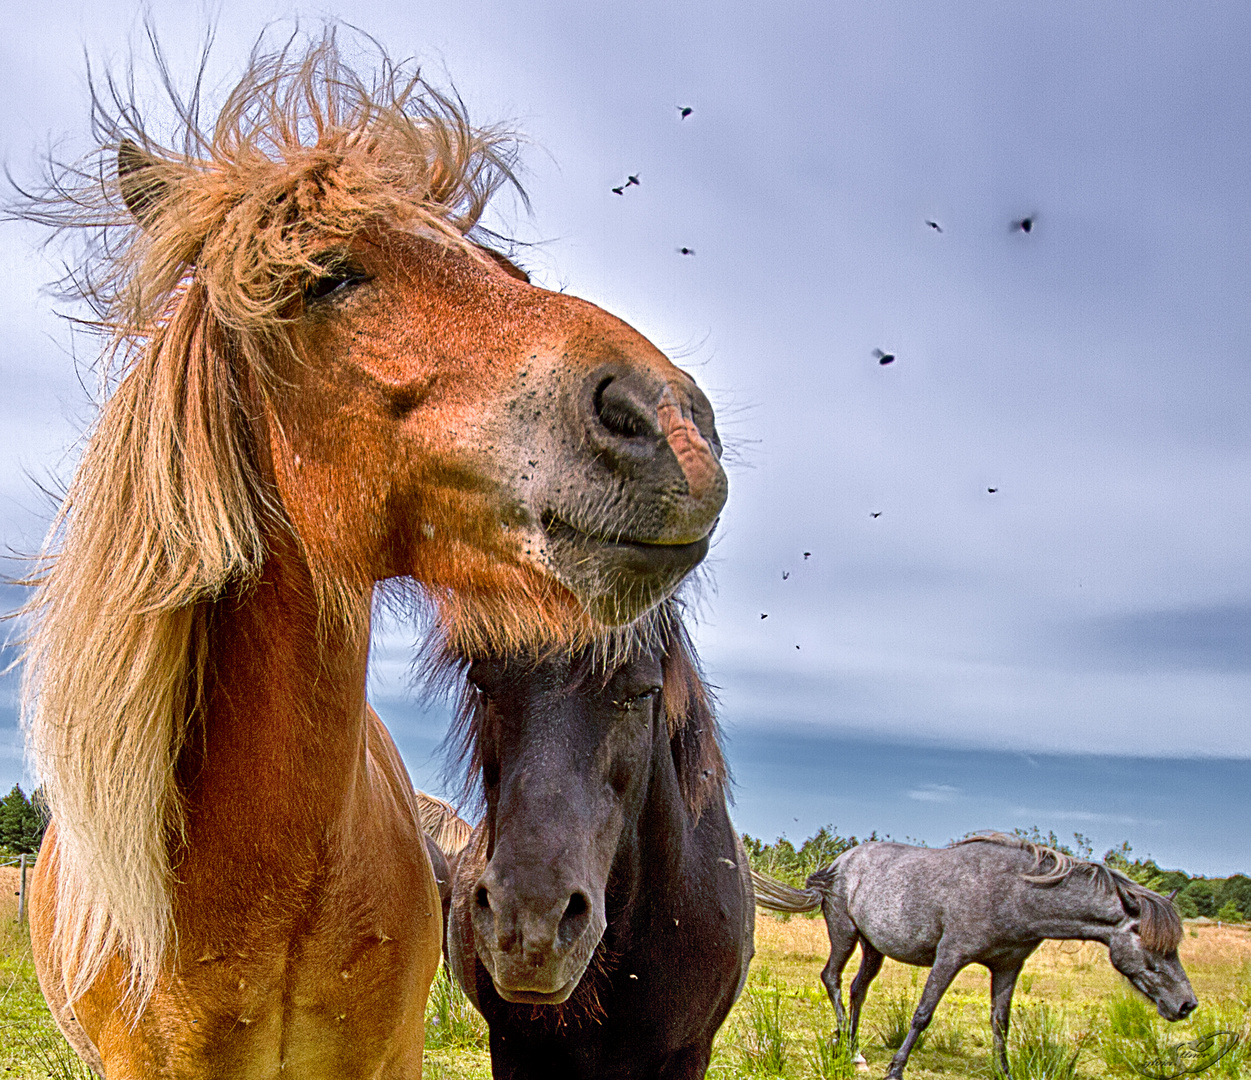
[15,28,725,1078]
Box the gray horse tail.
[750,869,823,913]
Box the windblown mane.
[414,790,474,857]
[15,27,519,1009]
[440,600,728,821]
[956,833,1183,952]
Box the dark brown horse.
[17,30,724,1078]
[445,606,754,1079]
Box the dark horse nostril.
[558,891,592,944]
[593,376,653,440]
[1178,1000,1197,1018]
[475,886,491,911]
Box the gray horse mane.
[955,833,1183,952]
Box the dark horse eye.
[304,258,371,303]
[613,687,660,713]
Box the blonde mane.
[15,27,519,1009]
[414,790,474,857]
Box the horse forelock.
[14,24,522,351]
[659,613,728,820]
[434,599,726,821]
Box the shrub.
[741,825,860,887]
[1000,1004,1085,1080]
[1216,900,1244,924]
[1215,874,1251,918]
[424,968,487,1050]
[874,989,925,1053]
[807,1030,860,1079]
[738,984,788,1074]
[1183,880,1217,918]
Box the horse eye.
[613,687,659,713]
[304,260,371,303]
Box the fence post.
[17,853,27,924]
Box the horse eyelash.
[303,259,372,303]
[611,688,660,712]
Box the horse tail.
[750,869,823,913]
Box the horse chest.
[166,933,428,1076]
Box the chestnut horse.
[445,605,754,1079]
[18,31,725,1078]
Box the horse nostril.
[475,886,491,911]
[1178,1000,1197,1018]
[558,890,592,943]
[593,376,652,440]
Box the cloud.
[1070,603,1251,673]
[1010,807,1155,827]
[908,783,962,803]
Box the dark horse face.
[1107,920,1197,1021]
[466,647,664,1003]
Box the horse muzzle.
[470,868,606,1004]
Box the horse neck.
[178,541,373,858]
[1024,873,1126,944]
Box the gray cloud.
[908,784,962,803]
[1071,604,1251,673]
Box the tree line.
[742,824,1251,923]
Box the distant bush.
[1184,879,1218,918]
[1215,874,1251,918]
[0,785,48,855]
[741,824,862,887]
[1216,901,1245,924]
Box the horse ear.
[117,139,169,229]
[1166,888,1180,902]
[479,246,530,284]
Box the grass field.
[2,914,1249,1078]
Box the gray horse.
[752,833,1197,1079]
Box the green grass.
[737,977,790,1074]
[873,987,928,1053]
[1,915,1249,1079]
[998,1003,1087,1080]
[0,920,94,1078]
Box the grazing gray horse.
[752,833,1197,1079]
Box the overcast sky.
[2,3,1249,868]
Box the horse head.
[107,46,724,650]
[1106,886,1198,1021]
[458,645,662,1002]
[451,609,720,1005]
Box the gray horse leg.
[990,964,1022,1078]
[819,907,862,1037]
[845,940,884,1054]
[885,955,966,1080]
